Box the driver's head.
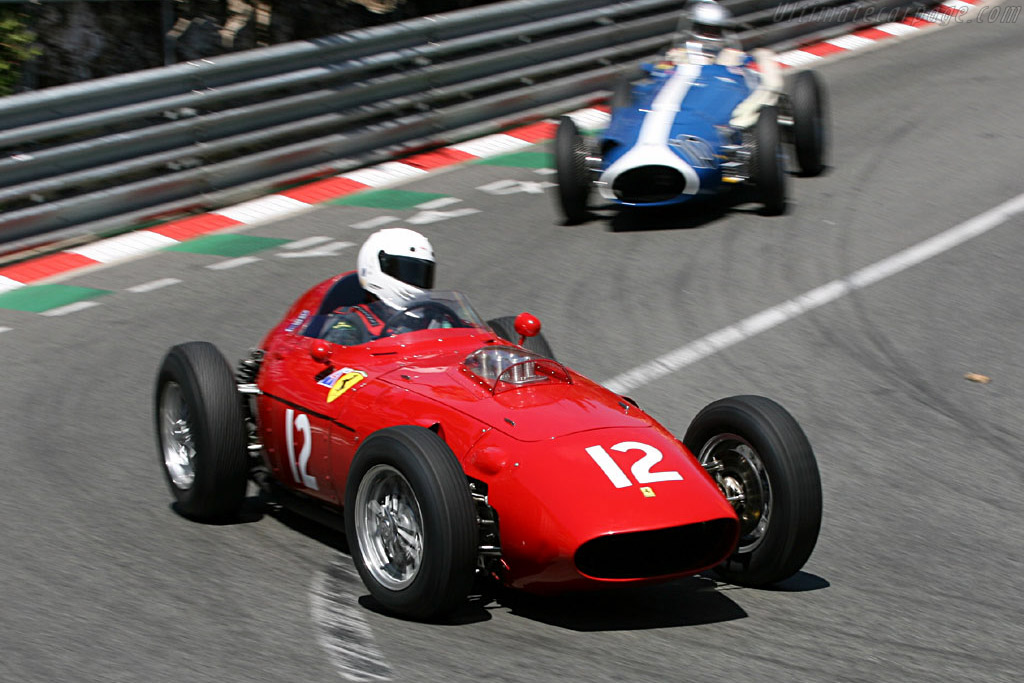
[686,0,734,54]
[357,228,436,309]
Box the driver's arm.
[323,310,372,346]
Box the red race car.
[155,271,822,620]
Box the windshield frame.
[309,289,492,346]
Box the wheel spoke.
[355,464,425,590]
[698,434,771,554]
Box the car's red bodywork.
[253,272,740,593]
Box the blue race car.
[554,4,827,223]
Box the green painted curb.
[475,151,553,168]
[331,189,448,210]
[0,284,111,313]
[165,234,290,257]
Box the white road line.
[128,277,181,293]
[207,256,262,270]
[351,216,398,230]
[282,236,333,250]
[41,301,101,317]
[277,241,354,258]
[415,197,462,210]
[406,208,480,225]
[604,191,1024,394]
[0,326,11,334]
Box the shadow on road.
[594,187,776,233]
[757,570,830,592]
[493,576,747,631]
[168,492,269,525]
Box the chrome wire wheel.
[354,464,425,591]
[160,381,196,490]
[698,433,772,554]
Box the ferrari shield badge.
[317,367,367,402]
[640,486,656,498]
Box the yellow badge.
[327,370,366,403]
[640,486,655,498]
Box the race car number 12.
[285,409,318,490]
[585,441,683,489]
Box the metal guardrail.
[0,0,936,250]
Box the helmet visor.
[694,24,723,40]
[379,252,435,289]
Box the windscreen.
[309,290,491,346]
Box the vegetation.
[0,8,40,95]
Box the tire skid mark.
[309,560,393,682]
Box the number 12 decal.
[285,408,318,490]
[585,441,683,489]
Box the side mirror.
[514,312,541,345]
[310,341,331,364]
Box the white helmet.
[683,0,735,54]
[357,228,436,309]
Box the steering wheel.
[379,301,466,337]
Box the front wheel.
[154,341,249,521]
[684,395,821,586]
[753,105,787,216]
[791,70,827,176]
[553,116,593,225]
[345,426,477,621]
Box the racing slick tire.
[553,116,593,225]
[791,71,827,177]
[753,105,787,216]
[345,426,477,621]
[486,316,557,361]
[684,395,822,587]
[154,341,249,521]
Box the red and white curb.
[775,0,985,67]
[0,0,983,294]
[0,111,606,294]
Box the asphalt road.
[2,15,1023,683]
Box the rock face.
[17,0,494,90]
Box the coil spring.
[236,348,264,384]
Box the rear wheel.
[345,426,477,621]
[553,116,592,225]
[154,342,249,521]
[684,395,821,586]
[791,71,827,176]
[486,316,556,361]
[753,105,786,216]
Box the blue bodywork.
[598,60,758,207]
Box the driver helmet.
[357,227,436,309]
[683,0,735,56]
